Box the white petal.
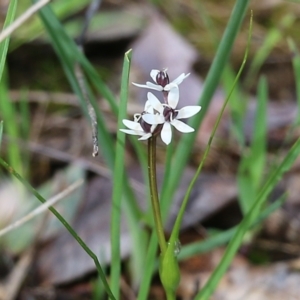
[123,119,143,131]
[146,82,163,91]
[176,106,201,119]
[132,82,149,88]
[164,82,177,91]
[150,124,157,133]
[132,82,163,91]
[161,122,172,145]
[138,133,152,140]
[172,73,190,85]
[144,100,153,113]
[166,84,179,108]
[171,119,194,133]
[142,113,165,125]
[120,129,143,136]
[147,92,164,113]
[150,69,160,83]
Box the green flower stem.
[148,137,167,254]
[166,291,175,300]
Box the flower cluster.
[120,69,201,145]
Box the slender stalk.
[161,0,251,220]
[0,0,51,43]
[0,179,83,237]
[74,54,98,157]
[148,137,167,254]
[0,158,116,300]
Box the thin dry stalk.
[0,0,52,43]
[3,248,34,300]
[74,61,99,157]
[0,179,83,237]
[74,0,102,157]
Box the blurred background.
[1,0,300,299]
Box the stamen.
[156,70,170,87]
[134,113,142,122]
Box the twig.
[0,159,116,300]
[9,90,142,115]
[0,0,51,43]
[2,136,146,197]
[4,248,34,300]
[74,0,102,157]
[4,195,56,300]
[74,62,99,157]
[77,0,102,46]
[0,179,83,237]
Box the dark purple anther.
[140,116,152,133]
[140,112,163,136]
[163,106,178,122]
[156,70,169,87]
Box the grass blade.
[110,49,132,297]
[0,0,50,43]
[250,76,268,189]
[161,0,251,218]
[244,14,295,89]
[13,0,92,49]
[179,192,286,260]
[0,158,116,300]
[36,0,144,226]
[36,0,143,217]
[0,74,24,176]
[0,0,17,81]
[168,11,252,260]
[137,234,158,300]
[288,38,300,125]
[196,137,300,299]
[138,2,251,297]
[0,121,3,149]
[237,76,268,214]
[35,2,117,168]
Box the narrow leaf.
[110,49,132,298]
[197,138,300,299]
[0,0,18,81]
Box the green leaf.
[3,164,85,253]
[288,38,300,125]
[0,72,24,176]
[159,241,180,297]
[13,0,92,49]
[138,1,251,298]
[251,76,268,188]
[197,137,300,299]
[36,2,117,168]
[0,0,17,81]
[0,158,116,300]
[245,14,295,89]
[238,76,268,214]
[167,11,253,285]
[110,49,132,298]
[179,193,286,260]
[161,0,251,219]
[0,121,3,149]
[223,65,247,146]
[137,234,158,300]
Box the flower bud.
[159,242,181,295]
[156,70,169,87]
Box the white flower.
[132,69,190,92]
[120,100,158,140]
[142,89,201,145]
